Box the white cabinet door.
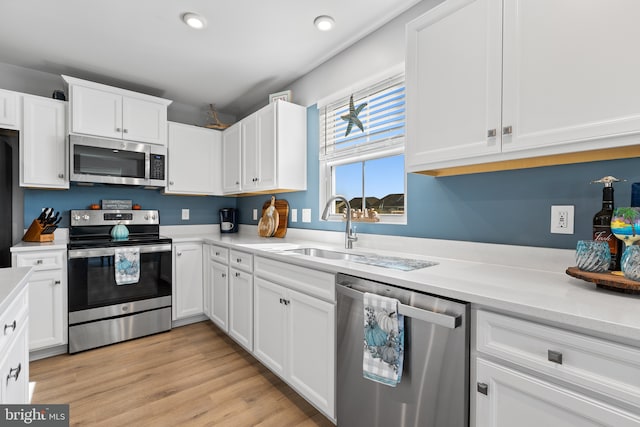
[70,84,122,139]
[166,122,221,195]
[21,95,68,188]
[255,103,277,190]
[122,96,167,145]
[28,269,65,350]
[475,358,640,427]
[173,243,203,320]
[253,277,287,377]
[0,319,29,404]
[406,0,502,168]
[0,88,19,129]
[228,267,253,351]
[501,0,640,153]
[222,122,242,193]
[287,288,335,418]
[210,260,229,332]
[241,112,259,190]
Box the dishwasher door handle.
[338,284,462,329]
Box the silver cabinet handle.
[221,273,226,278]
[477,382,488,395]
[235,181,239,185]
[503,126,513,135]
[177,252,182,256]
[215,252,220,256]
[487,129,497,138]
[548,350,563,364]
[236,258,242,263]
[169,181,174,186]
[235,272,240,277]
[54,280,61,285]
[6,363,21,385]
[35,259,43,265]
[116,127,122,132]
[58,173,64,179]
[123,129,128,133]
[4,320,16,335]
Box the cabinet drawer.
[0,286,28,355]
[476,310,640,409]
[230,250,253,273]
[254,256,335,302]
[14,251,64,271]
[209,245,229,264]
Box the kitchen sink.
[283,247,439,271]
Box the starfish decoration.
[340,95,367,137]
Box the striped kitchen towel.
[363,292,404,387]
[114,247,140,285]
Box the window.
[319,72,406,223]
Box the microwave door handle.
[337,284,461,329]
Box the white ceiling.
[0,0,422,117]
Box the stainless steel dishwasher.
[336,273,469,427]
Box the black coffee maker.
[219,208,238,233]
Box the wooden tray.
[566,266,640,294]
[259,197,289,238]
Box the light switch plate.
[302,209,311,223]
[182,209,190,220]
[291,208,298,223]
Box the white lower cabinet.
[474,309,640,426]
[254,256,336,421]
[0,285,29,404]
[11,248,67,352]
[229,266,253,351]
[173,243,203,320]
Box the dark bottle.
[592,177,623,270]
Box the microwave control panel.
[150,154,165,180]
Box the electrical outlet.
[302,209,311,223]
[550,205,574,234]
[181,209,190,220]
[291,208,298,223]
[253,209,258,221]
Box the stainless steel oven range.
[67,209,172,353]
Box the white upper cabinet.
[0,88,20,129]
[222,122,242,194]
[224,100,306,195]
[20,95,68,188]
[63,75,172,146]
[406,0,640,175]
[166,122,222,195]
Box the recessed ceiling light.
[182,12,207,30]
[314,15,335,32]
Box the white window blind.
[320,73,405,161]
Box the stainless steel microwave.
[69,134,166,187]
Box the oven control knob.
[73,215,80,221]
[151,214,157,220]
[82,214,90,221]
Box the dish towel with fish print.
[114,247,140,285]
[363,292,404,387]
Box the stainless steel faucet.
[322,195,358,249]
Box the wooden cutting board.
[258,196,289,238]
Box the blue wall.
[24,185,236,228]
[24,105,640,249]
[235,105,640,249]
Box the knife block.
[22,219,55,242]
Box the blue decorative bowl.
[576,240,610,272]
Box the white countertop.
[0,267,32,314]
[165,225,640,345]
[12,224,640,345]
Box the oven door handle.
[68,244,172,259]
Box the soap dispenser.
[592,176,623,270]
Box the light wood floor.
[30,321,334,427]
